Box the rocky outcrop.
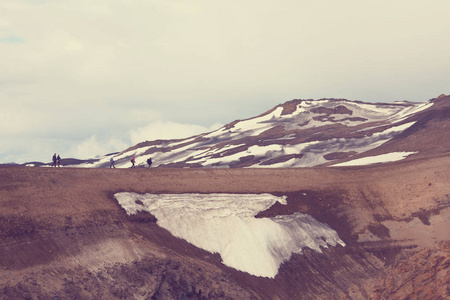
[371,241,450,299]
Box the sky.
[1,0,449,163]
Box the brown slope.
[383,95,450,157]
[0,155,449,299]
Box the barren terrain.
[1,154,449,299]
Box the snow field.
[115,193,345,278]
[191,120,415,168]
[75,118,416,168]
[331,151,417,167]
[66,99,431,169]
[388,102,433,123]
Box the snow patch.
[331,151,417,167]
[388,101,433,123]
[115,193,345,278]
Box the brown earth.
[0,154,449,299]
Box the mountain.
[67,94,450,169]
[1,95,448,299]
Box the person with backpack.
[147,158,152,169]
[52,153,57,167]
[110,157,115,168]
[130,156,136,168]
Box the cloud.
[0,136,72,164]
[0,117,222,163]
[129,121,223,145]
[71,135,128,159]
[2,0,449,105]
[0,0,449,163]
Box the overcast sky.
[1,0,449,163]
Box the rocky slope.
[1,152,449,299]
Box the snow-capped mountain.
[73,94,450,168]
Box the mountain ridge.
[9,94,448,168]
[61,95,449,169]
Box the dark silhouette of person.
[57,155,61,167]
[52,153,57,167]
[147,158,152,169]
[110,157,115,168]
[130,156,136,168]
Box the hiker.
[110,157,115,168]
[147,158,152,169]
[57,155,61,167]
[130,156,136,168]
[52,153,57,167]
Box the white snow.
[246,144,283,156]
[67,117,417,169]
[166,137,197,147]
[193,118,414,167]
[331,151,417,167]
[226,107,285,137]
[379,121,416,135]
[115,192,345,278]
[192,144,246,160]
[252,158,299,168]
[134,146,152,156]
[283,99,409,131]
[190,150,244,166]
[388,101,433,123]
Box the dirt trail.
[0,154,449,299]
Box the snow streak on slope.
[331,152,417,167]
[115,193,345,278]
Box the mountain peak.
[436,93,448,100]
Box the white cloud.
[0,0,449,163]
[70,135,128,159]
[129,121,222,145]
[2,0,448,104]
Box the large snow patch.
[331,151,417,167]
[115,192,345,278]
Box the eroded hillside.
[1,154,449,299]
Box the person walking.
[110,157,116,168]
[147,158,152,169]
[130,156,136,169]
[57,155,61,167]
[52,153,57,167]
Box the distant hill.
[60,94,449,168]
